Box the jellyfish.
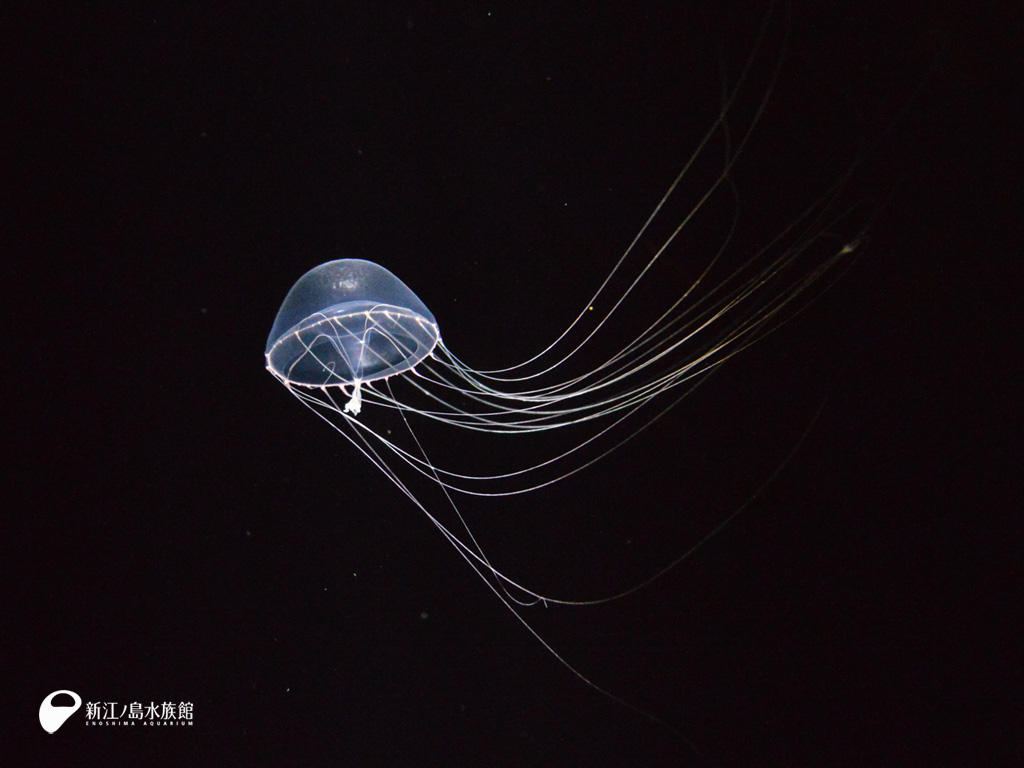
[263,10,870,713]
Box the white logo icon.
[39,690,82,733]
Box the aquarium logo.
[39,690,82,733]
[39,690,195,731]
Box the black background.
[4,1,1019,766]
